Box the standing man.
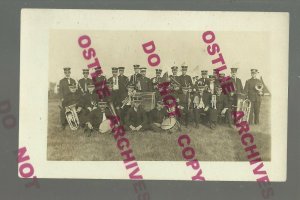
[118,66,129,102]
[59,67,77,130]
[169,66,181,93]
[151,69,163,90]
[137,67,152,92]
[129,64,142,90]
[244,69,264,125]
[230,67,244,94]
[179,65,193,88]
[107,67,122,109]
[78,69,93,96]
[197,70,210,88]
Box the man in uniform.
[84,100,111,136]
[230,67,244,94]
[151,69,163,90]
[125,95,148,132]
[244,69,264,125]
[169,66,181,95]
[78,69,93,96]
[107,67,122,108]
[207,75,217,94]
[209,86,231,129]
[58,67,77,130]
[197,70,210,88]
[129,64,142,90]
[118,66,129,102]
[149,100,168,132]
[137,67,152,92]
[192,86,210,128]
[78,83,98,127]
[177,86,193,127]
[179,65,193,88]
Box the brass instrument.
[235,94,251,123]
[211,95,217,109]
[121,90,136,109]
[65,104,80,130]
[255,81,264,95]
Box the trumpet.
[65,104,80,130]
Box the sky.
[49,30,270,89]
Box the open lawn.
[47,97,271,161]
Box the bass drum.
[99,119,112,134]
[161,117,180,133]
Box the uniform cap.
[63,67,71,71]
[230,68,238,73]
[171,66,178,70]
[133,65,140,69]
[251,69,258,73]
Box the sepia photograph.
[19,9,288,180]
[47,30,272,161]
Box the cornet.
[211,95,217,109]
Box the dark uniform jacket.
[88,108,111,130]
[151,76,163,90]
[179,75,193,87]
[118,75,129,98]
[137,76,152,92]
[129,73,142,87]
[62,92,80,107]
[78,92,98,109]
[214,93,229,110]
[125,106,148,127]
[197,77,210,87]
[78,78,93,95]
[149,108,168,124]
[192,92,210,109]
[59,77,76,99]
[244,78,263,102]
[231,77,243,94]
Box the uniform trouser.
[193,108,208,124]
[150,123,162,132]
[179,108,192,126]
[78,109,91,127]
[249,100,261,124]
[120,105,131,125]
[60,107,67,127]
[209,108,233,125]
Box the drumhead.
[99,119,112,133]
[161,117,176,130]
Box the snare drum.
[99,119,112,134]
[161,117,179,133]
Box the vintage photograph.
[20,9,288,180]
[47,30,271,161]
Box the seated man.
[120,84,135,125]
[84,101,111,136]
[192,85,210,128]
[60,83,81,130]
[209,86,229,129]
[149,100,168,132]
[125,96,148,132]
[78,83,98,127]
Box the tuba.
[65,104,80,130]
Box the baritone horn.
[65,104,80,130]
[236,95,251,123]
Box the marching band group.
[58,65,264,135]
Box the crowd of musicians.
[58,64,264,134]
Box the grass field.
[47,97,271,161]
